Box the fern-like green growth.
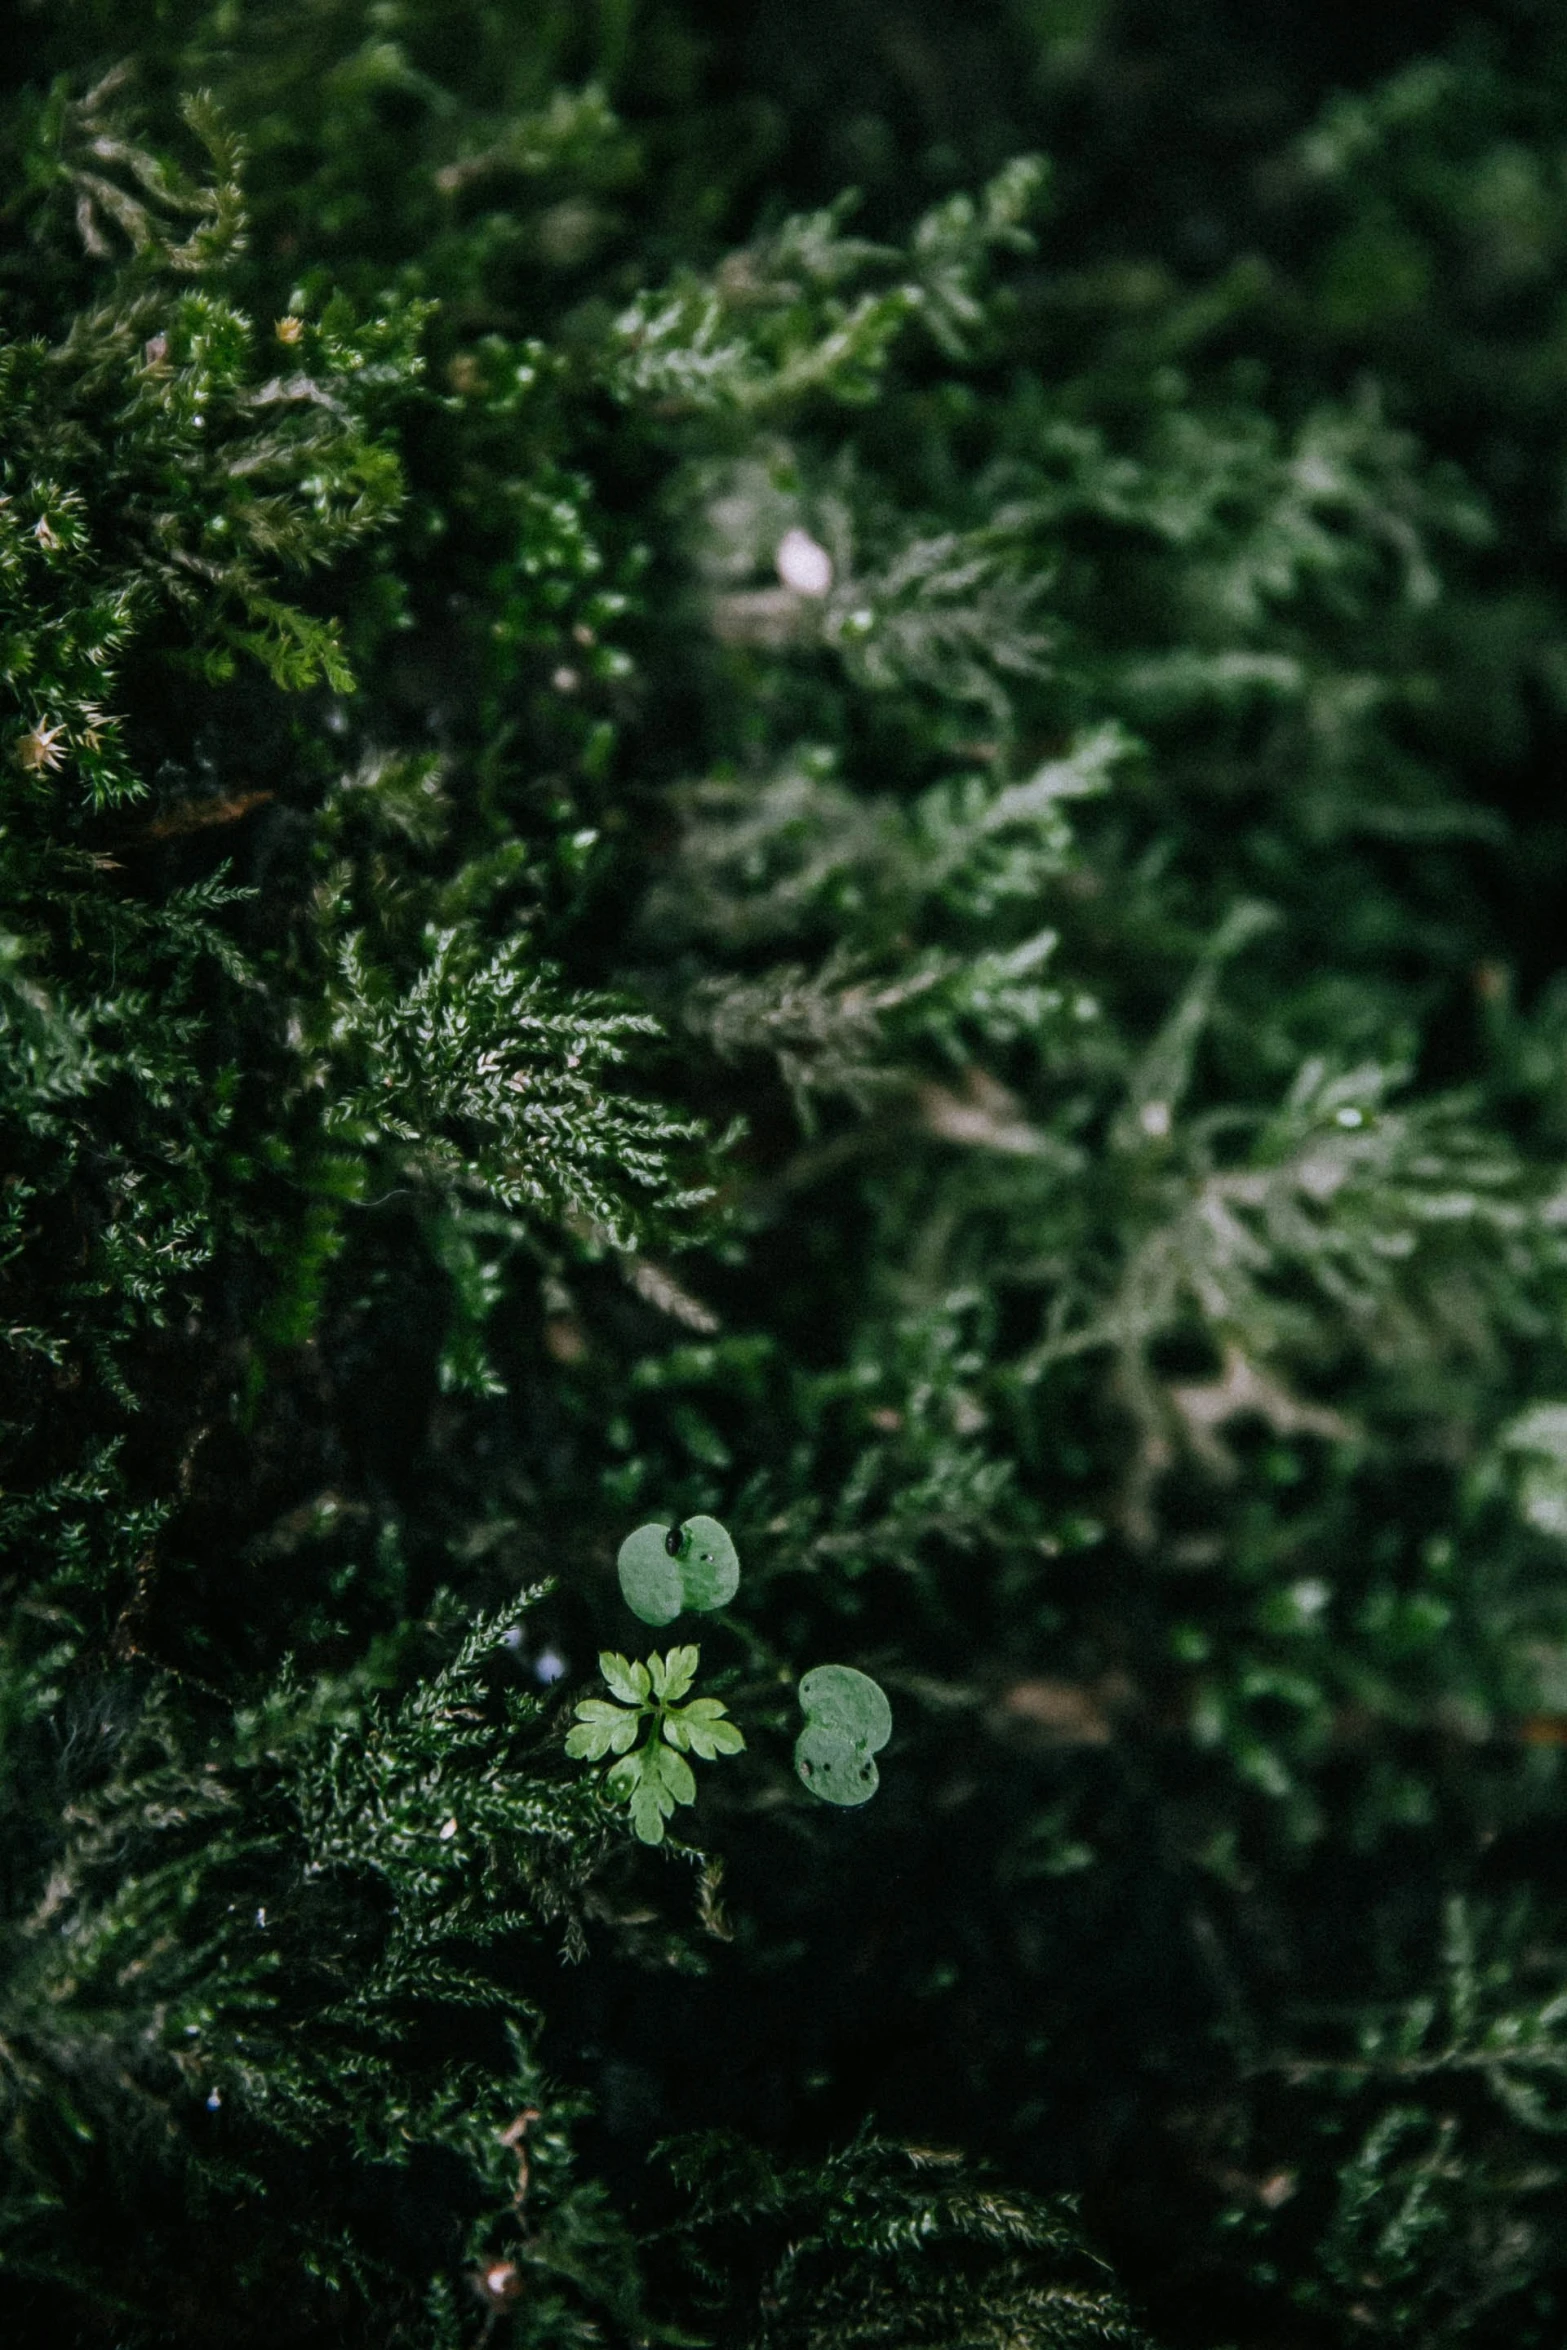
[566,1645,744,1844]
[661,2132,1160,2348]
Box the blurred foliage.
[9,3,1567,2346]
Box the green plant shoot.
[566,1646,744,1843]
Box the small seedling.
[794,1663,892,1806]
[566,1645,744,1844]
[617,1515,740,1625]
[578,1518,892,1832]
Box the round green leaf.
[675,1515,740,1611]
[616,1523,684,1625]
[797,1664,892,1751]
[617,1518,740,1623]
[793,1722,879,1807]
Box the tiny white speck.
[534,1647,567,1685]
[1139,1101,1172,1139]
[439,1817,458,1841]
[206,2089,222,2111]
[776,527,833,597]
[254,1907,267,1928]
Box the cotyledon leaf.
[676,1515,741,1610]
[797,1664,892,1750]
[617,1515,740,1624]
[794,1664,893,1807]
[616,1524,684,1626]
[794,1719,881,1806]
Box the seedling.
[576,1517,892,1832]
[617,1515,740,1625]
[793,1663,892,1806]
[566,1645,744,1844]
